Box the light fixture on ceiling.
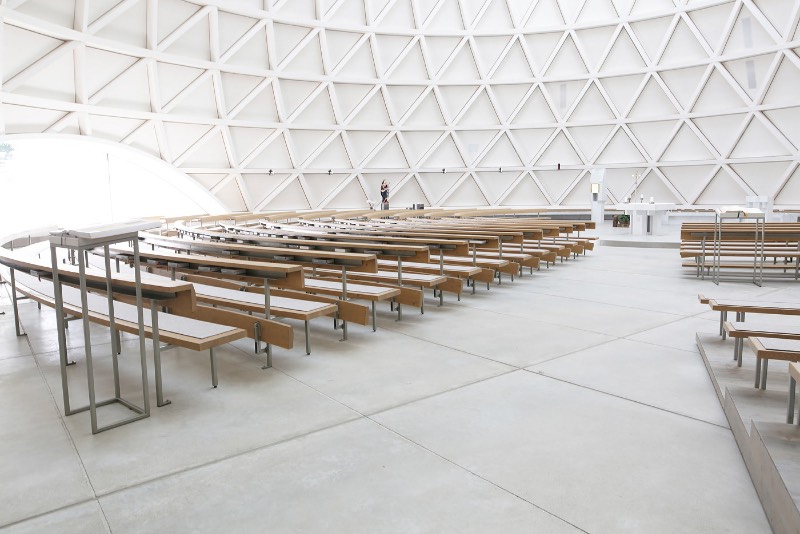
[268,169,273,175]
[328,169,332,175]
[442,168,445,174]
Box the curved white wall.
[2,0,800,211]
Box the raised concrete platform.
[698,332,800,533]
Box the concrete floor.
[0,223,783,533]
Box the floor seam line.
[524,369,730,430]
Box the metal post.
[103,245,120,397]
[371,301,377,332]
[50,244,74,415]
[8,269,25,337]
[788,377,796,424]
[341,266,348,341]
[210,348,218,387]
[305,320,311,354]
[132,239,151,415]
[396,257,403,321]
[263,278,272,364]
[77,252,99,433]
[151,300,170,406]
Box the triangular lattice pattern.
[2,0,800,210]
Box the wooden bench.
[699,294,800,340]
[747,337,800,390]
[787,362,800,424]
[4,265,248,409]
[724,321,800,369]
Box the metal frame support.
[261,278,273,367]
[340,266,348,341]
[396,257,403,321]
[49,230,152,434]
[8,269,26,337]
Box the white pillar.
[590,168,606,225]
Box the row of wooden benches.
[700,295,800,421]
[1,212,598,419]
[680,223,800,280]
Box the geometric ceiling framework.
[2,0,800,211]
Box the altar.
[616,203,676,236]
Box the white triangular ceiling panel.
[423,134,465,167]
[596,127,646,164]
[491,84,532,121]
[442,176,489,207]
[263,178,311,210]
[536,131,582,166]
[764,107,800,150]
[692,68,747,113]
[601,27,646,73]
[512,87,557,124]
[491,40,534,80]
[569,124,615,161]
[692,114,748,157]
[390,177,430,206]
[401,131,446,165]
[365,135,408,168]
[661,123,714,161]
[659,65,707,111]
[477,171,522,203]
[763,57,800,106]
[629,16,672,62]
[695,168,750,204]
[575,26,617,71]
[308,135,352,168]
[500,174,550,206]
[568,82,615,122]
[730,116,791,158]
[526,0,565,28]
[511,128,557,163]
[535,170,582,202]
[731,162,791,197]
[688,3,735,52]
[348,90,391,126]
[418,172,463,205]
[660,165,715,203]
[775,166,800,204]
[347,131,389,165]
[456,130,499,164]
[627,120,678,160]
[233,82,279,122]
[480,134,523,167]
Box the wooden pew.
[747,337,800,391]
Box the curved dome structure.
[2,0,799,211]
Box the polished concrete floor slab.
[0,242,788,532]
[530,338,729,426]
[373,371,770,533]
[99,418,581,533]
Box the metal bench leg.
[788,377,796,424]
[210,348,218,388]
[151,301,170,407]
[9,269,26,337]
[761,359,769,390]
[736,338,743,367]
[305,320,311,355]
[721,311,727,340]
[372,301,377,332]
[755,357,761,388]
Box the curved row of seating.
[1,209,597,422]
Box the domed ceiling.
[2,0,799,210]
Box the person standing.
[380,179,389,208]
